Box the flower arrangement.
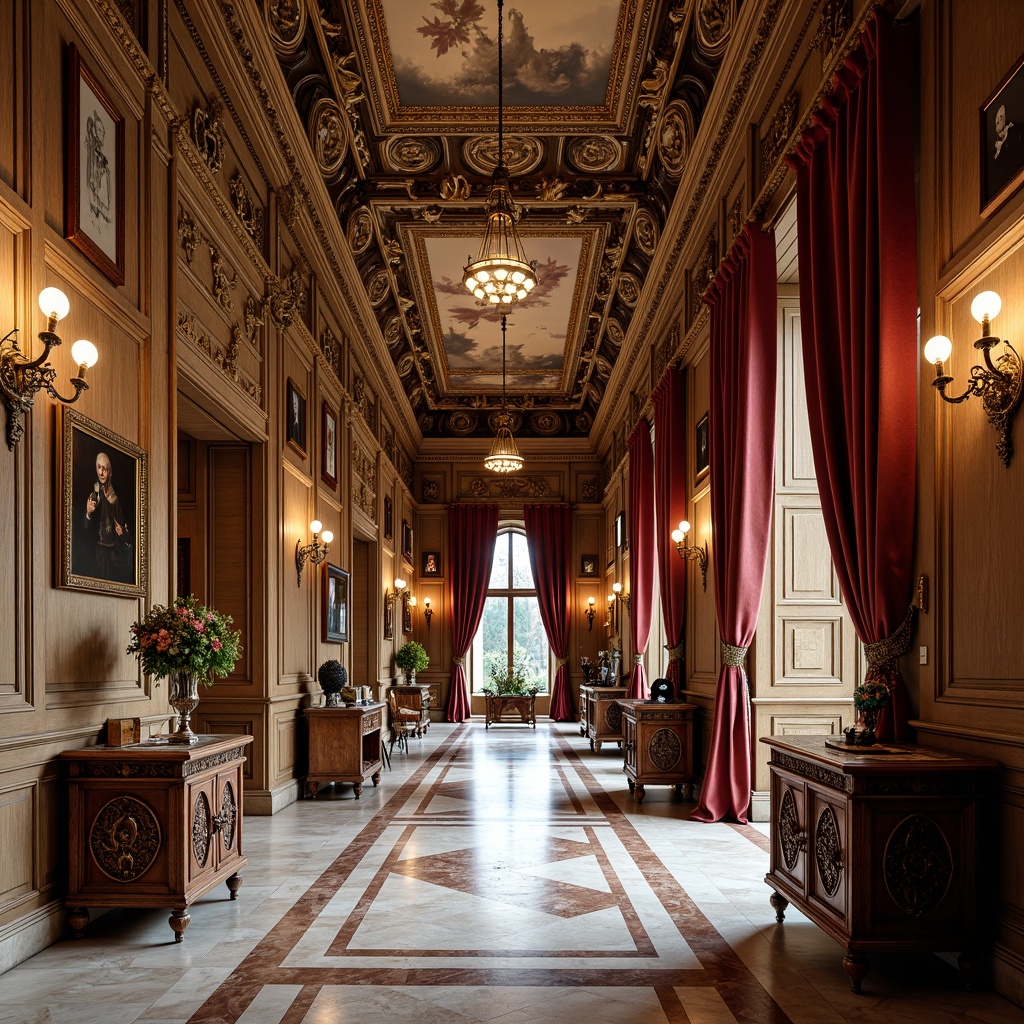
[127,595,241,686]
[485,658,537,697]
[853,679,891,713]
[395,640,429,673]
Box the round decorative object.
[308,98,347,177]
[396,352,416,378]
[604,702,622,732]
[220,782,237,850]
[447,411,477,436]
[567,136,621,173]
[487,409,521,433]
[617,272,641,307]
[574,411,592,433]
[633,209,659,256]
[462,134,544,177]
[192,792,211,867]
[384,314,404,349]
[89,796,161,882]
[779,788,801,870]
[383,136,442,174]
[883,814,953,917]
[366,268,390,306]
[530,411,562,435]
[695,0,736,60]
[657,100,695,178]
[649,728,682,772]
[264,0,306,55]
[814,805,843,897]
[605,317,625,348]
[348,206,374,256]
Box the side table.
[581,684,628,751]
[60,734,253,942]
[618,700,696,802]
[305,702,384,797]
[485,693,537,728]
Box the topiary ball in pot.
[318,659,347,707]
[394,641,429,682]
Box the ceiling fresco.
[266,0,741,439]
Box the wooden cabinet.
[618,700,696,802]
[581,684,628,751]
[60,734,252,943]
[762,736,997,992]
[484,693,537,728]
[305,703,384,797]
[387,684,431,736]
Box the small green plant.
[485,657,537,696]
[395,640,429,673]
[853,679,891,713]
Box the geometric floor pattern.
[3,722,1022,1023]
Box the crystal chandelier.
[484,314,524,473]
[462,0,537,307]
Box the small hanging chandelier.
[484,314,524,473]
[462,0,537,307]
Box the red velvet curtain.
[692,225,777,824]
[653,367,688,698]
[786,12,917,741]
[523,504,573,720]
[626,420,655,699]
[444,503,499,722]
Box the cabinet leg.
[635,785,645,803]
[589,738,594,750]
[842,952,870,993]
[226,873,243,901]
[957,951,983,990]
[595,741,602,752]
[308,781,319,798]
[67,906,89,939]
[371,771,381,786]
[353,782,362,798]
[169,908,191,943]
[769,890,788,923]
[627,779,635,793]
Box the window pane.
[511,532,534,589]
[513,596,549,692]
[489,534,509,589]
[481,596,508,685]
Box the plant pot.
[168,671,200,745]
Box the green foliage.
[485,656,537,696]
[395,640,429,672]
[126,595,241,686]
[853,679,891,712]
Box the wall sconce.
[923,291,1022,466]
[1,288,98,449]
[611,581,630,613]
[584,596,596,631]
[671,519,709,592]
[423,597,433,628]
[385,578,411,609]
[295,519,333,586]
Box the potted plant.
[851,678,891,746]
[484,657,538,697]
[317,659,347,708]
[395,640,429,683]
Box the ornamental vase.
[168,671,200,745]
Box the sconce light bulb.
[309,519,322,535]
[607,595,614,604]
[970,290,1001,325]
[679,520,691,536]
[320,530,333,545]
[38,287,70,324]
[671,529,683,543]
[395,578,406,591]
[409,596,417,607]
[424,598,431,608]
[588,596,595,607]
[923,334,953,365]
[71,339,98,369]
[612,582,622,594]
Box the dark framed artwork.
[580,554,598,577]
[59,407,148,597]
[66,44,125,286]
[383,495,393,541]
[614,511,625,550]
[383,589,394,640]
[321,400,338,490]
[402,595,413,635]
[322,563,349,643]
[401,519,413,563]
[286,378,306,458]
[981,49,1024,217]
[695,413,710,482]
[422,551,440,576]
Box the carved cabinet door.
[807,787,848,922]
[771,770,809,893]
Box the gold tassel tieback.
[863,607,914,669]
[720,641,748,667]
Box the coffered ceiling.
[264,0,739,440]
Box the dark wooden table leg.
[353,782,362,798]
[169,908,191,943]
[635,785,645,803]
[308,781,319,798]
[842,952,869,993]
[371,771,381,786]
[770,890,788,923]
[226,873,243,900]
[67,906,89,939]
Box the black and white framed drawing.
[982,48,1024,216]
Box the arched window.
[470,526,550,693]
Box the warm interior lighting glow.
[71,339,98,369]
[971,290,1002,325]
[484,314,524,473]
[38,287,70,329]
[923,335,952,365]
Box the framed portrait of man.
[286,378,306,458]
[321,400,338,490]
[422,551,440,576]
[58,407,148,597]
[322,563,349,643]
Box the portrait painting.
[422,551,440,576]
[322,563,349,643]
[322,400,338,490]
[401,518,413,563]
[695,413,710,482]
[286,378,306,458]
[383,589,394,640]
[66,44,125,286]
[384,495,393,541]
[402,595,413,635]
[982,48,1024,216]
[580,554,598,577]
[59,407,148,597]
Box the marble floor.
[2,722,1021,1024]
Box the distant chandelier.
[462,0,537,307]
[484,314,524,473]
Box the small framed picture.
[422,551,440,575]
[383,495,393,541]
[286,378,306,458]
[402,595,413,635]
[322,563,349,643]
[58,407,148,597]
[66,44,125,286]
[401,519,413,563]
[695,413,710,482]
[580,554,598,577]
[383,589,394,640]
[981,49,1024,216]
[614,511,625,550]
[321,400,337,490]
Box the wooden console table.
[60,734,252,942]
[485,693,537,728]
[581,684,628,751]
[762,735,997,992]
[619,700,696,802]
[305,702,384,797]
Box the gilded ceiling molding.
[265,0,307,55]
[695,0,737,61]
[466,477,554,500]
[318,325,343,385]
[317,14,372,171]
[308,97,347,177]
[689,228,718,325]
[191,100,227,175]
[812,0,851,65]
[176,307,262,403]
[657,100,697,179]
[463,136,544,177]
[269,264,307,328]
